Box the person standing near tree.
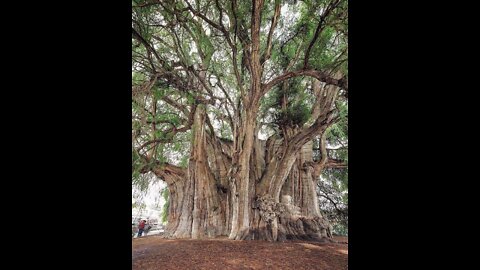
[144,219,152,236]
[137,219,146,237]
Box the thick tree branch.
[162,96,189,116]
[133,1,161,8]
[137,151,186,182]
[262,69,347,97]
[261,1,281,65]
[185,0,225,33]
[214,0,225,29]
[313,132,329,176]
[149,95,159,159]
[324,159,347,169]
[132,76,158,97]
[290,110,338,151]
[250,0,265,103]
[309,76,340,126]
[136,104,197,153]
[151,163,186,185]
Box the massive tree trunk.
[248,138,332,241]
[149,78,339,241]
[160,104,228,239]
[149,77,340,241]
[154,129,334,241]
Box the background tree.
[132,0,348,241]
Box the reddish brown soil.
[132,235,348,269]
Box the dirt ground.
[132,235,348,269]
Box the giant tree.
[132,0,348,241]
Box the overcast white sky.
[132,177,166,221]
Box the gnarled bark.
[155,133,333,241]
[151,79,339,241]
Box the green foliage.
[318,174,348,231]
[149,131,191,167]
[323,167,348,191]
[186,93,195,105]
[220,121,233,140]
[179,155,189,167]
[333,224,348,236]
[191,22,215,66]
[132,149,145,184]
[261,77,312,129]
[132,172,150,193]
[325,101,348,161]
[132,200,146,210]
[318,99,348,231]
[274,102,310,127]
[152,87,166,99]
